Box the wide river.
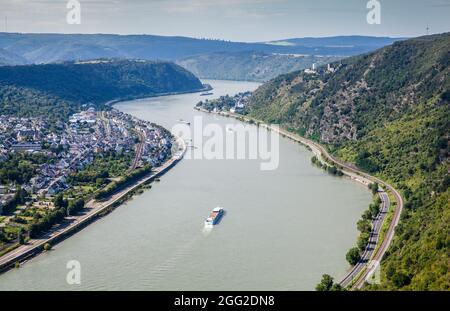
[0,80,371,290]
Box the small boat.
[200,92,214,96]
[204,207,224,227]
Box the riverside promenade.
[0,136,187,273]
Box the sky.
[1,0,450,41]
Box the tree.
[346,247,361,266]
[67,198,85,216]
[369,202,380,219]
[368,182,379,195]
[18,228,25,245]
[327,165,338,175]
[357,218,372,234]
[316,274,334,291]
[391,272,411,288]
[53,193,67,209]
[316,274,345,291]
[357,232,370,251]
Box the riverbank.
[0,135,187,274]
[195,107,404,290]
[104,84,213,107]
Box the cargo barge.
[204,207,224,227]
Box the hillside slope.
[0,33,402,64]
[0,59,205,120]
[0,48,27,66]
[177,51,340,82]
[247,33,450,290]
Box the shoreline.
[195,107,404,290]
[0,85,210,274]
[0,131,187,274]
[104,84,213,107]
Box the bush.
[315,274,345,291]
[346,247,361,266]
[67,198,85,216]
[357,232,370,251]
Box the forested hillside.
[0,59,205,120]
[0,33,401,64]
[177,51,340,82]
[0,48,26,66]
[247,33,450,290]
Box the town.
[0,108,173,252]
[195,91,252,114]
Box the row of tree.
[346,184,382,266]
[311,156,344,176]
[94,165,152,200]
[29,196,85,238]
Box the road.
[339,192,389,287]
[262,123,403,290]
[206,109,404,290]
[0,136,186,273]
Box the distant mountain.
[0,33,403,65]
[267,36,403,52]
[0,33,403,83]
[0,48,27,66]
[177,51,341,82]
[248,33,449,290]
[0,59,206,120]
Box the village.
[0,108,173,230]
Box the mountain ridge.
[0,59,206,120]
[0,33,402,65]
[247,32,450,290]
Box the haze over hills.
[0,33,403,64]
[248,33,450,290]
[0,33,403,81]
[177,51,342,82]
[0,48,27,66]
[266,36,403,49]
[0,59,206,120]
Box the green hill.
[177,51,340,82]
[247,33,450,290]
[0,59,205,120]
[0,48,27,66]
[0,33,401,64]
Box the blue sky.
[1,0,450,41]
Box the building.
[11,143,42,152]
[327,63,336,73]
[304,63,317,74]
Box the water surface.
[0,80,371,290]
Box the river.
[0,80,371,290]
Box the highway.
[264,123,403,290]
[207,109,404,290]
[339,192,389,287]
